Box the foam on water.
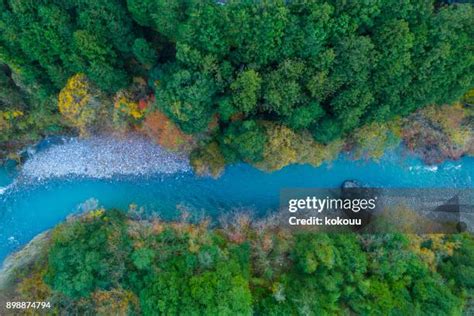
[21,135,191,180]
[1,136,473,264]
[0,182,15,196]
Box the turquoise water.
[0,172,10,187]
[0,147,473,263]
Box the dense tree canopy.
[0,0,473,166]
[1,2,473,313]
[140,0,473,147]
[10,210,474,314]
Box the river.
[0,136,473,263]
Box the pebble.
[21,135,191,179]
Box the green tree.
[221,120,266,164]
[263,60,307,117]
[231,69,262,114]
[132,38,157,67]
[154,65,217,133]
[45,210,130,298]
[439,233,474,291]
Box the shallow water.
[0,136,473,263]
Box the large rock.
[341,179,362,189]
[0,231,50,290]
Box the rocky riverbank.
[19,135,191,180]
[0,231,49,291]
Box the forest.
[3,209,474,315]
[0,0,473,172]
[0,1,473,315]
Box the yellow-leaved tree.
[349,121,402,160]
[58,74,104,135]
[112,78,150,129]
[256,123,342,171]
[190,142,225,178]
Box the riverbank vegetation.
[2,209,473,315]
[0,1,473,172]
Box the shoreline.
[2,131,472,179]
[1,209,472,314]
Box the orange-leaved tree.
[142,110,193,151]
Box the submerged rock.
[341,179,363,189]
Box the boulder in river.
[341,179,363,189]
